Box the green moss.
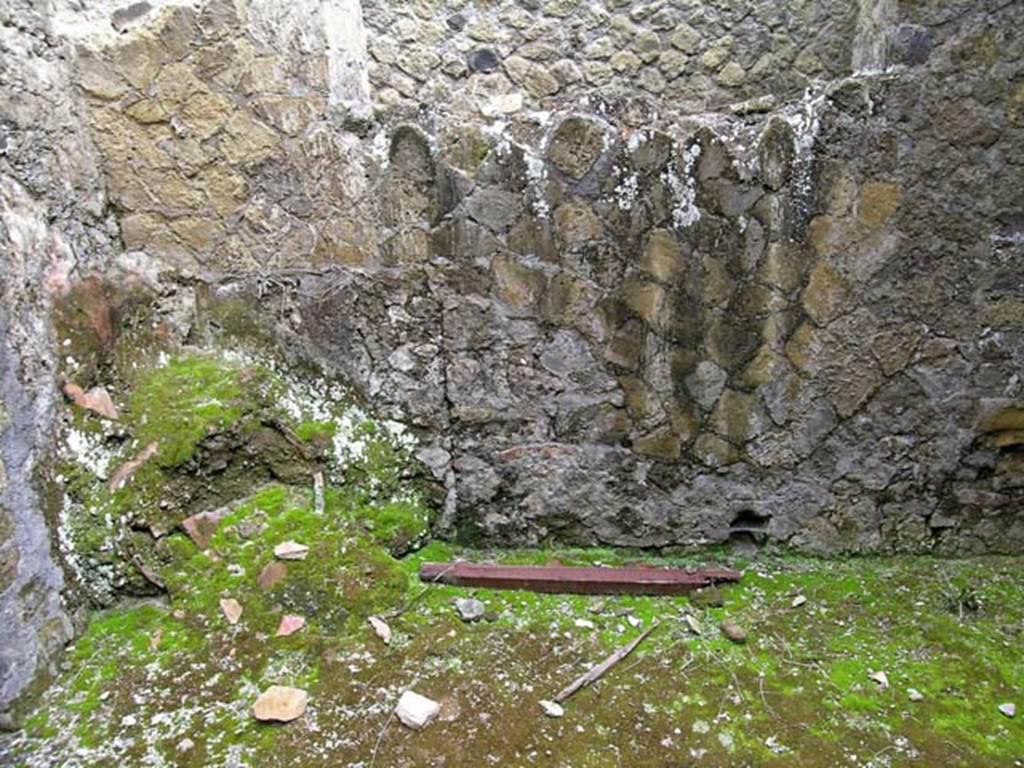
[294,420,336,444]
[24,468,1024,768]
[128,355,257,467]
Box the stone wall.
[1,0,1022,723]
[362,0,860,116]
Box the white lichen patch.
[612,166,639,211]
[64,427,117,480]
[525,152,550,219]
[664,143,702,230]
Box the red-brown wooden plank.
[419,562,741,596]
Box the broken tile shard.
[276,615,305,637]
[220,598,242,625]
[274,541,309,561]
[63,381,120,420]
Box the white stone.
[369,615,392,644]
[908,688,924,702]
[395,690,441,730]
[998,702,1016,718]
[540,699,564,718]
[455,598,485,622]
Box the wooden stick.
[554,621,661,703]
[313,470,325,515]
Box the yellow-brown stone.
[219,111,280,166]
[740,346,788,388]
[633,426,681,460]
[666,401,699,443]
[784,322,817,372]
[179,92,235,140]
[125,98,170,124]
[169,217,226,251]
[980,408,1024,433]
[857,181,901,230]
[109,31,164,90]
[553,199,604,249]
[120,212,166,250]
[802,261,850,326]
[493,255,546,310]
[693,433,740,467]
[196,165,247,216]
[623,278,667,328]
[710,389,757,444]
[641,229,686,282]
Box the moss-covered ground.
[3,482,1022,767]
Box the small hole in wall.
[728,509,770,549]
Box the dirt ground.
[2,487,1022,767]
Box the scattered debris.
[274,541,309,561]
[720,621,747,644]
[791,595,807,608]
[998,702,1016,718]
[182,507,229,550]
[276,615,305,637]
[455,597,486,622]
[63,381,119,420]
[908,688,925,702]
[683,614,702,635]
[395,690,441,730]
[253,685,308,723]
[869,670,889,690]
[539,699,564,718]
[422,563,741,596]
[368,615,392,644]
[626,615,642,628]
[220,598,243,625]
[107,441,159,492]
[555,621,661,704]
[176,738,195,753]
[258,561,287,590]
[574,618,595,629]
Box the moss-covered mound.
[58,350,434,606]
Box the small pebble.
[791,595,807,608]
[395,690,441,730]
[720,620,747,644]
[908,688,925,702]
[540,700,564,718]
[455,598,485,622]
[998,702,1016,719]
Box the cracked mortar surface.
[0,0,1022,722]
